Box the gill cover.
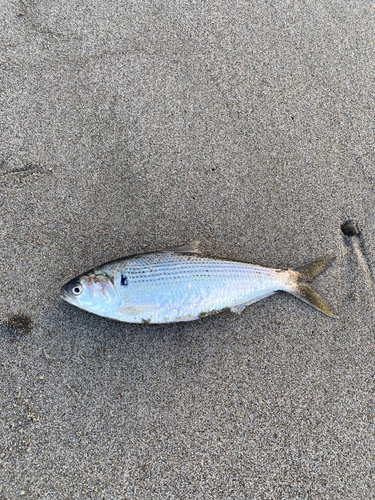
[61,273,120,315]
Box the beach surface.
[1,1,374,498]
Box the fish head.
[60,271,120,316]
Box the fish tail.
[287,256,337,317]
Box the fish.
[60,241,337,323]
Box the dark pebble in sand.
[341,220,360,237]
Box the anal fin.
[230,291,275,314]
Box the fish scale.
[61,241,337,323]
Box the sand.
[1,1,374,498]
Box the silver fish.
[60,241,336,323]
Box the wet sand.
[1,1,374,498]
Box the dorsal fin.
[161,241,201,255]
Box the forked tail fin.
[289,256,337,318]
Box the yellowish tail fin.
[289,256,337,318]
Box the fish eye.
[72,284,82,295]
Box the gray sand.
[1,1,375,498]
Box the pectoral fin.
[116,305,152,316]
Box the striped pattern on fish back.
[113,251,275,286]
